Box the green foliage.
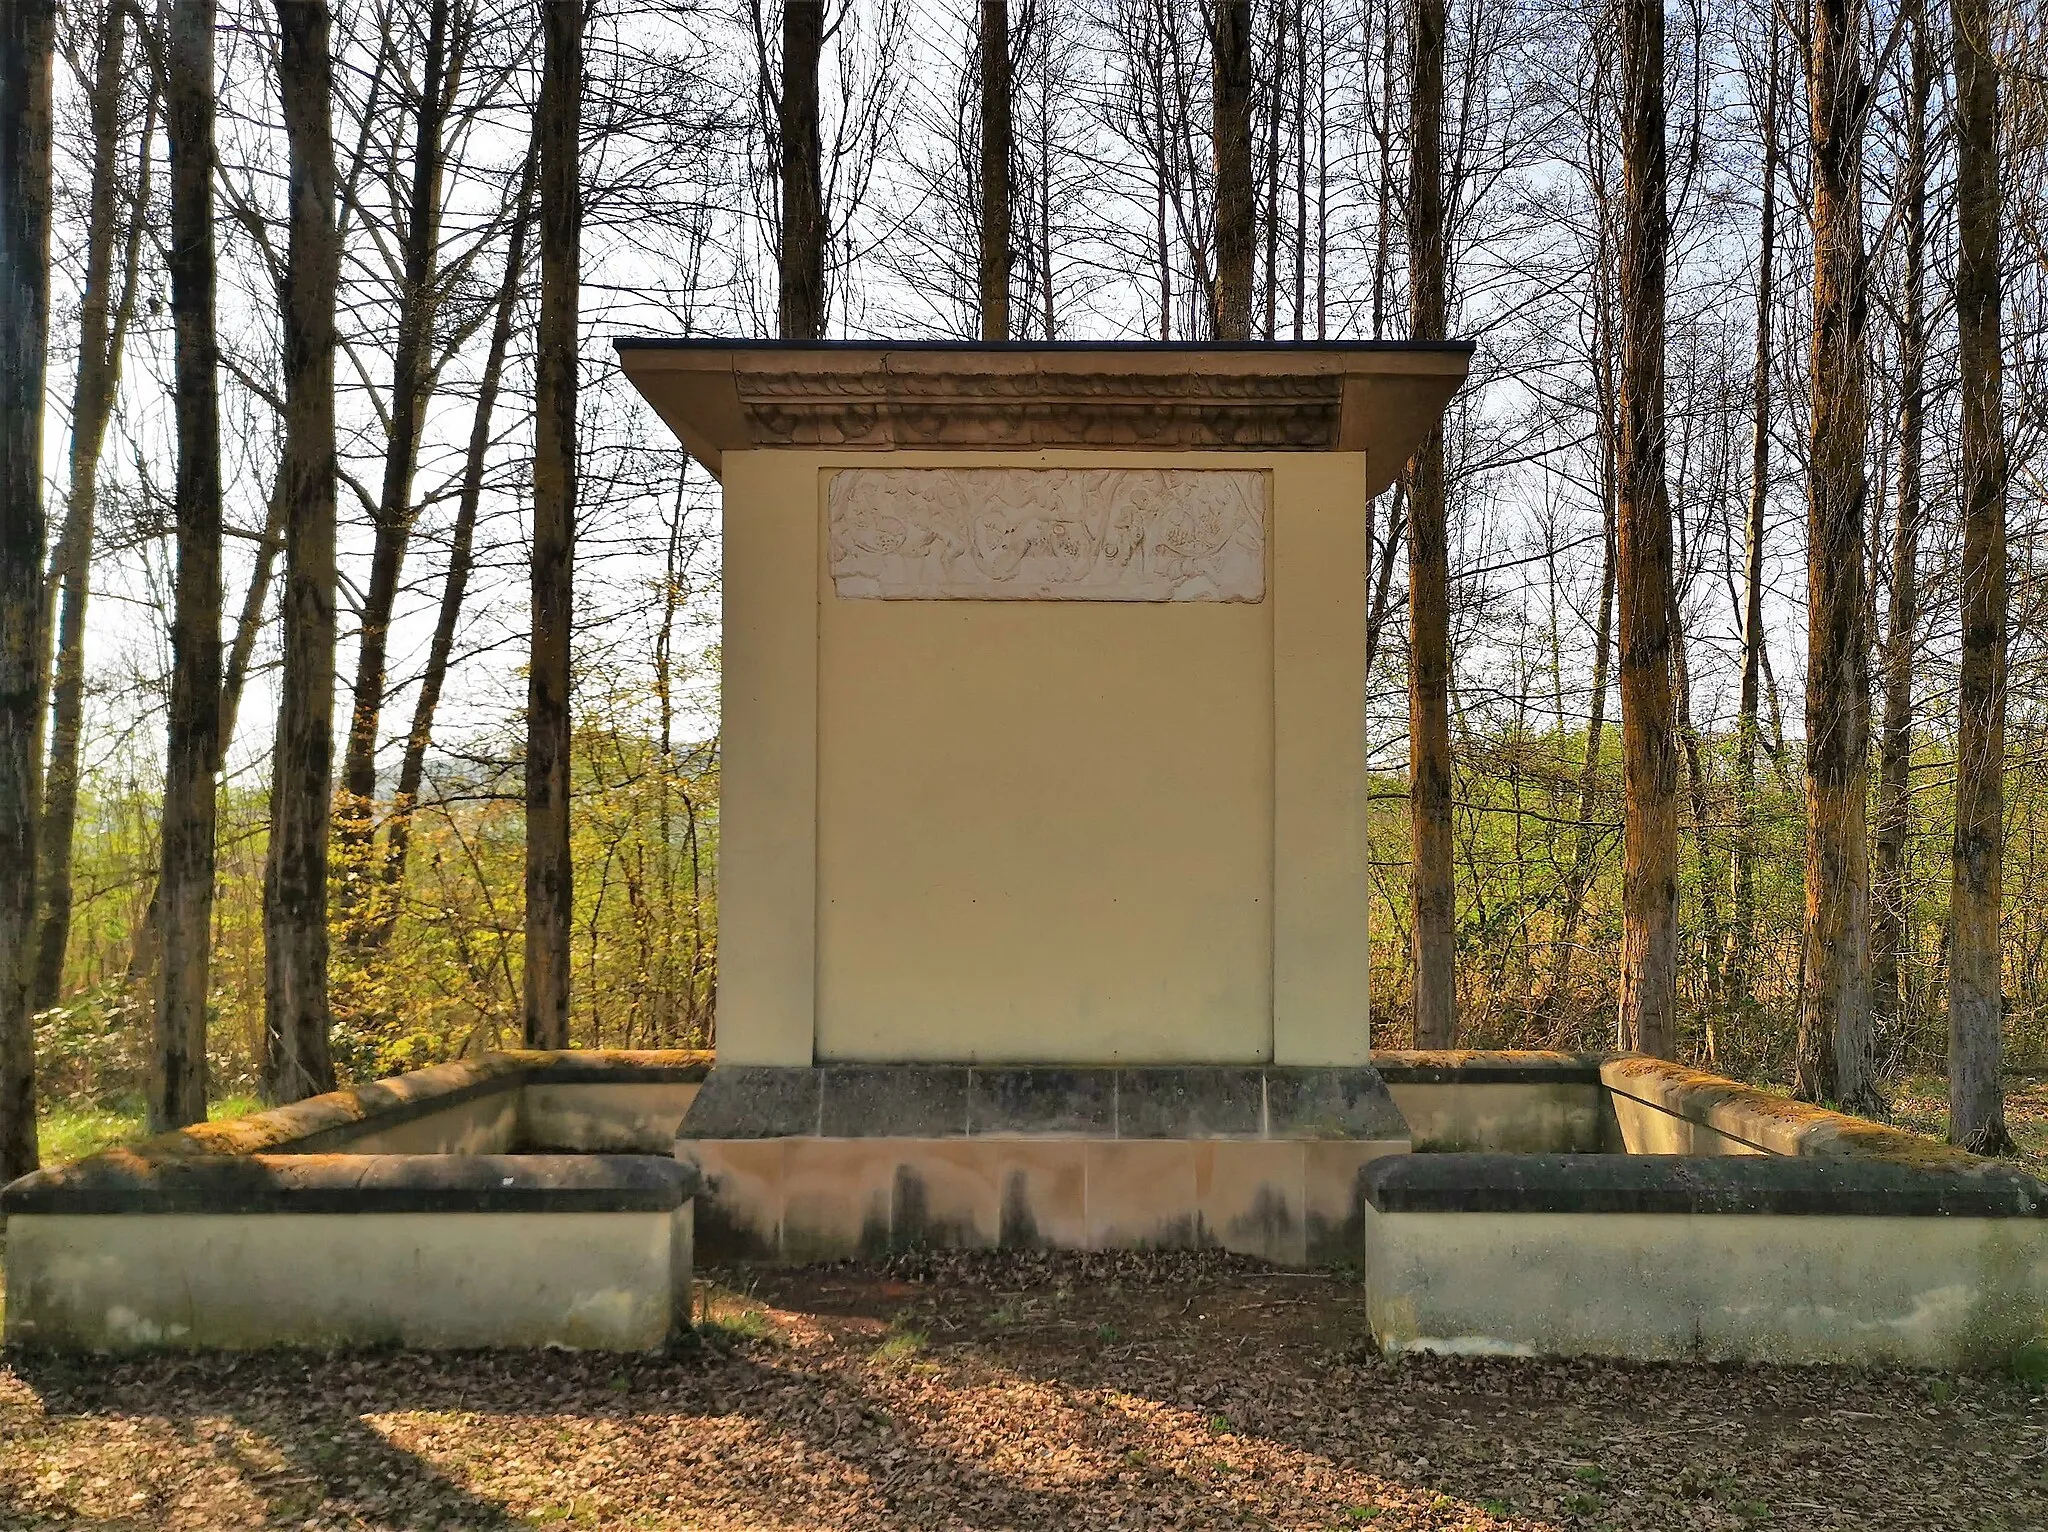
[35,697,719,1111]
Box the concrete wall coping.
[1598,1056,2007,1171]
[1362,1152,2048,1218]
[1371,1050,1609,1086]
[1,1050,713,1212]
[90,1049,713,1164]
[677,1063,1410,1141]
[1,1153,698,1217]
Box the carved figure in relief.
[828,468,1266,602]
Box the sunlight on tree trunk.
[1615,0,1678,1059]
[526,0,580,1050]
[153,0,223,1131]
[262,0,340,1106]
[1796,0,1879,1115]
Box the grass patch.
[37,1094,260,1165]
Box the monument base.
[673,1064,1410,1266]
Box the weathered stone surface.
[1114,1068,1265,1139]
[818,1066,972,1138]
[1265,1067,1410,1139]
[675,1065,821,1139]
[967,1067,1115,1137]
[828,468,1266,602]
[1362,1152,2048,1218]
[0,1153,696,1217]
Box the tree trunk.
[335,0,456,930]
[215,473,289,770]
[154,0,223,1131]
[1406,0,1454,1048]
[262,0,340,1105]
[1616,0,1679,1059]
[778,0,825,340]
[379,146,537,927]
[1210,0,1252,340]
[33,0,147,1014]
[0,0,57,1181]
[1726,25,1780,1010]
[1260,0,1283,339]
[979,0,1010,340]
[1797,0,1879,1114]
[1671,593,1722,1003]
[1949,0,2014,1153]
[526,0,579,1050]
[1872,9,1929,1034]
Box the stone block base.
[675,1064,1410,1266]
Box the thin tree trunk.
[1289,0,1306,340]
[526,0,579,1050]
[778,0,825,339]
[154,0,223,1131]
[1671,592,1722,1002]
[979,0,1011,340]
[1407,0,1455,1048]
[1211,0,1253,340]
[335,0,456,928]
[216,474,288,771]
[1872,8,1929,1034]
[263,0,339,1105]
[1546,466,1617,1015]
[378,146,537,928]
[1617,0,1679,1059]
[1370,0,1393,340]
[0,0,57,1181]
[1949,0,2014,1153]
[1726,25,1780,1009]
[1260,0,1282,339]
[1797,0,1879,1113]
[33,0,148,1014]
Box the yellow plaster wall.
[716,449,1371,1067]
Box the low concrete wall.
[1375,1052,1613,1153]
[1600,1056,1996,1168]
[1366,1208,2048,1368]
[1,1154,696,1352]
[1361,1153,2048,1367]
[5,1209,690,1351]
[1,1052,716,1351]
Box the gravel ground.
[2,1251,2043,1532]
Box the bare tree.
[1726,18,1781,1010]
[1407,0,1455,1047]
[32,0,149,1015]
[335,0,464,930]
[262,0,340,1105]
[980,0,1011,339]
[1615,0,1678,1058]
[527,0,580,1049]
[153,0,223,1130]
[1950,0,2014,1152]
[380,146,538,921]
[778,0,825,338]
[1796,0,1880,1113]
[1872,3,1930,1033]
[0,0,57,1181]
[1211,0,1252,339]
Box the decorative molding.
[828,468,1267,602]
[739,368,1343,452]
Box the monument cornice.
[614,339,1474,490]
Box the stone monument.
[618,340,1472,1264]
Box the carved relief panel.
[827,467,1267,602]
